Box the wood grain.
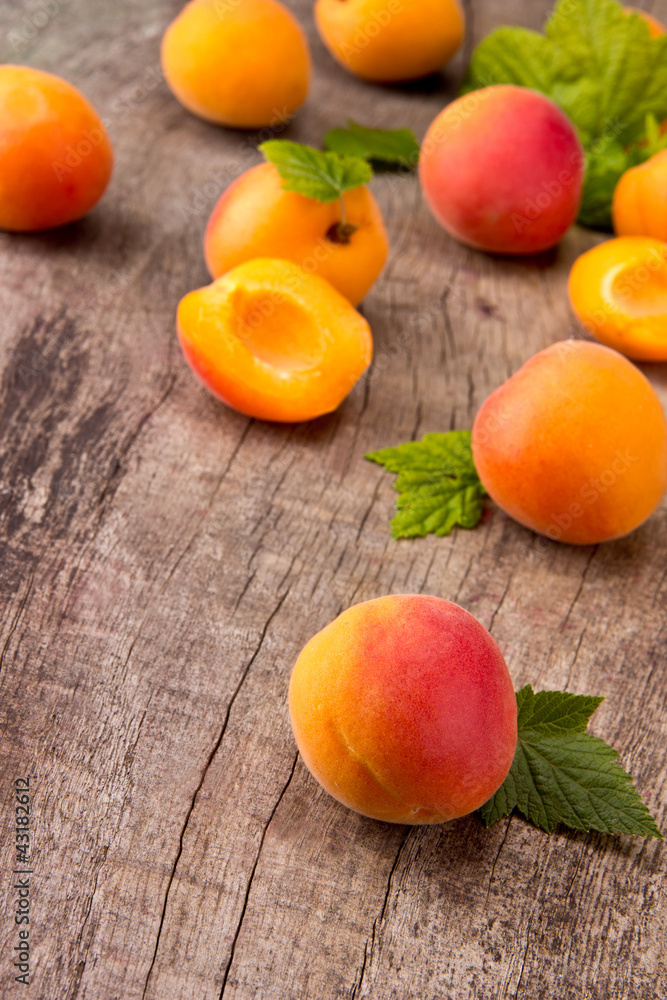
[0,1,666,998]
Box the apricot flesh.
[289,595,518,825]
[471,340,667,545]
[0,65,113,232]
[419,85,584,254]
[314,0,464,83]
[568,237,667,362]
[161,0,311,129]
[204,163,388,306]
[177,258,372,422]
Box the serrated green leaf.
[516,684,604,735]
[259,140,372,203]
[479,687,663,839]
[461,27,554,95]
[365,431,486,539]
[578,141,632,229]
[461,0,667,229]
[324,121,420,169]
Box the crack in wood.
[350,827,411,999]
[0,566,34,680]
[95,372,177,512]
[485,815,512,907]
[140,586,291,998]
[510,913,534,1000]
[218,752,299,999]
[68,844,109,1000]
[561,547,598,632]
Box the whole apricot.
[0,65,113,232]
[419,85,584,254]
[177,258,372,422]
[471,340,667,545]
[314,0,464,82]
[204,162,388,305]
[613,150,667,242]
[289,595,517,824]
[161,0,311,129]
[568,236,667,362]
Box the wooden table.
[1,1,666,997]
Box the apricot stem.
[327,199,358,243]
[326,221,358,244]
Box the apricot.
[177,258,372,422]
[0,65,113,232]
[204,162,388,305]
[289,595,517,824]
[568,237,667,362]
[419,85,585,254]
[612,150,667,242]
[471,340,667,545]
[314,0,464,82]
[161,0,311,129]
[624,6,666,36]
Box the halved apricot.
[568,237,667,361]
[177,258,373,422]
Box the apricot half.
[314,0,464,83]
[471,340,667,545]
[568,237,667,362]
[177,258,372,422]
[419,85,584,254]
[204,162,388,306]
[0,65,113,232]
[161,0,311,129]
[289,595,517,824]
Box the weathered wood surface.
[1,1,666,997]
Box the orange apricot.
[289,595,517,824]
[204,162,389,305]
[612,150,667,242]
[177,258,372,422]
[568,237,667,361]
[0,65,113,232]
[161,0,311,129]
[624,6,666,36]
[471,340,667,545]
[314,0,464,82]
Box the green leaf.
[324,120,420,169]
[579,114,667,228]
[578,142,632,229]
[545,0,667,146]
[365,431,487,539]
[461,0,667,228]
[479,686,663,839]
[461,27,555,95]
[259,140,372,203]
